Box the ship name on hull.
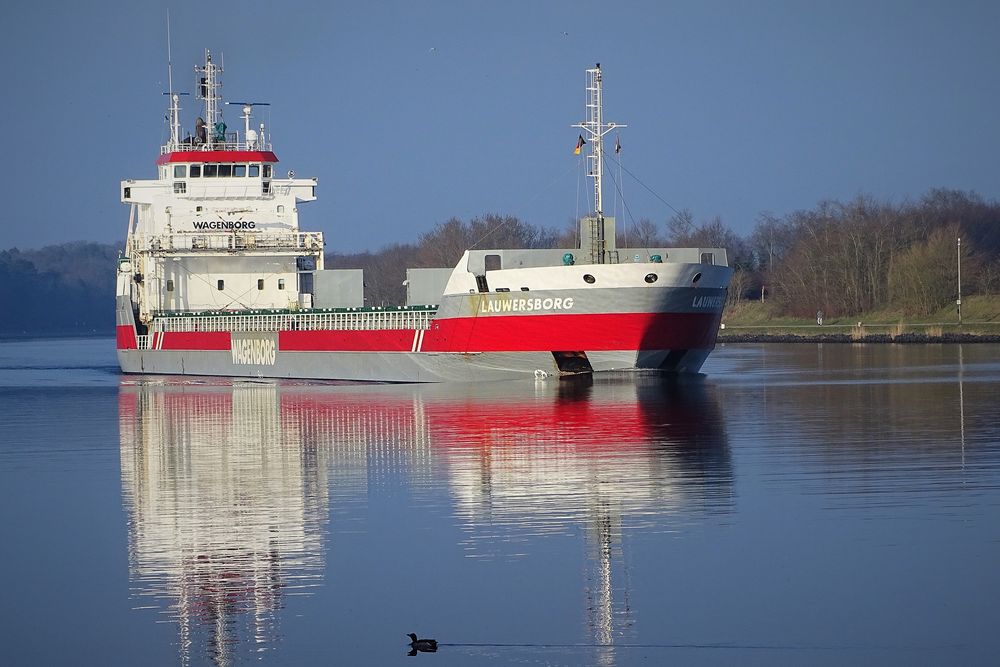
[231,333,277,366]
[480,297,575,314]
[692,295,725,309]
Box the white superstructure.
[121,50,323,324]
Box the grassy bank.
[719,295,1000,340]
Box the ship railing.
[133,232,324,253]
[171,183,294,199]
[160,138,273,155]
[135,335,150,350]
[151,309,437,333]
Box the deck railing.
[152,309,436,333]
[132,231,323,254]
[160,137,273,154]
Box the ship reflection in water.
[118,374,731,664]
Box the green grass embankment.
[719,295,1000,341]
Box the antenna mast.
[195,50,224,148]
[572,64,625,263]
[165,11,182,150]
[573,64,626,218]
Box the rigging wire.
[600,154,640,236]
[615,159,686,218]
[574,153,582,247]
[467,160,579,250]
[613,136,628,247]
[463,144,683,252]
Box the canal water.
[1,338,998,665]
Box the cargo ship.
[116,52,732,381]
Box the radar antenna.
[226,102,270,150]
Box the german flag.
[574,134,586,155]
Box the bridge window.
[217,279,225,291]
[257,279,264,290]
[278,278,285,290]
[234,164,247,177]
[263,164,272,178]
[204,164,218,177]
[219,164,232,177]
[249,165,260,177]
[166,279,174,292]
[701,252,715,265]
[173,165,186,178]
[485,254,501,271]
[190,165,201,177]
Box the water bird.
[407,633,438,655]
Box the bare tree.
[619,218,666,247]
[666,209,695,243]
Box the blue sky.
[4,0,1000,252]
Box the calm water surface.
[1,338,998,665]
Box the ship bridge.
[119,49,324,323]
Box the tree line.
[331,188,1000,315]
[729,188,999,317]
[0,242,119,336]
[3,188,997,335]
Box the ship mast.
[163,12,186,152]
[195,50,224,148]
[572,63,625,263]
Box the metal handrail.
[131,231,324,253]
[169,183,290,199]
[153,309,436,333]
[160,139,273,155]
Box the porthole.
[644,273,658,284]
[692,272,702,285]
[583,274,596,284]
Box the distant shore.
[718,331,1000,344]
[719,296,1000,343]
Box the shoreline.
[718,331,1000,344]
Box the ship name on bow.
[692,295,725,309]
[480,297,575,314]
